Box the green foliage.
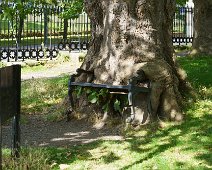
[0,0,84,22]
[114,99,121,112]
[0,0,32,21]
[74,87,126,114]
[0,61,6,68]
[88,90,99,104]
[60,0,84,19]
[75,86,83,98]
[3,147,51,170]
[176,0,188,6]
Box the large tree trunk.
[75,0,185,124]
[192,0,212,55]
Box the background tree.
[192,0,212,55]
[74,0,186,124]
[0,0,31,44]
[59,0,84,41]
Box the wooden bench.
[68,68,152,122]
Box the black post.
[11,65,21,158]
[0,118,2,170]
[0,65,2,170]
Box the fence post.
[44,6,48,47]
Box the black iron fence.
[173,6,194,45]
[0,3,90,62]
[0,4,193,62]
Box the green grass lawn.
[21,75,69,115]
[2,56,212,170]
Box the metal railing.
[172,6,194,45]
[0,4,194,62]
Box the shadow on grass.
[119,112,212,169]
[44,140,121,167]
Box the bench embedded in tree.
[68,68,152,122]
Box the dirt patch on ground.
[2,115,123,148]
[21,62,78,80]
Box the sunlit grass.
[21,75,69,114]
[21,64,48,73]
[178,56,212,89]
[3,147,51,170]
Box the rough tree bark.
[192,0,212,55]
[75,0,185,124]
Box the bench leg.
[68,80,74,121]
[11,114,20,158]
[126,91,135,123]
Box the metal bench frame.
[68,69,152,122]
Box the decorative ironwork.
[0,2,91,62]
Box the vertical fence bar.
[26,13,29,54]
[83,13,86,46]
[86,13,89,45]
[11,16,14,51]
[3,18,5,49]
[44,5,48,48]
[22,13,25,52]
[191,7,194,43]
[36,9,39,61]
[7,20,10,62]
[0,17,1,59]
[40,5,44,50]
[183,7,187,45]
[15,8,18,61]
[33,7,37,60]
[53,5,56,50]
[70,15,72,46]
[50,5,52,50]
